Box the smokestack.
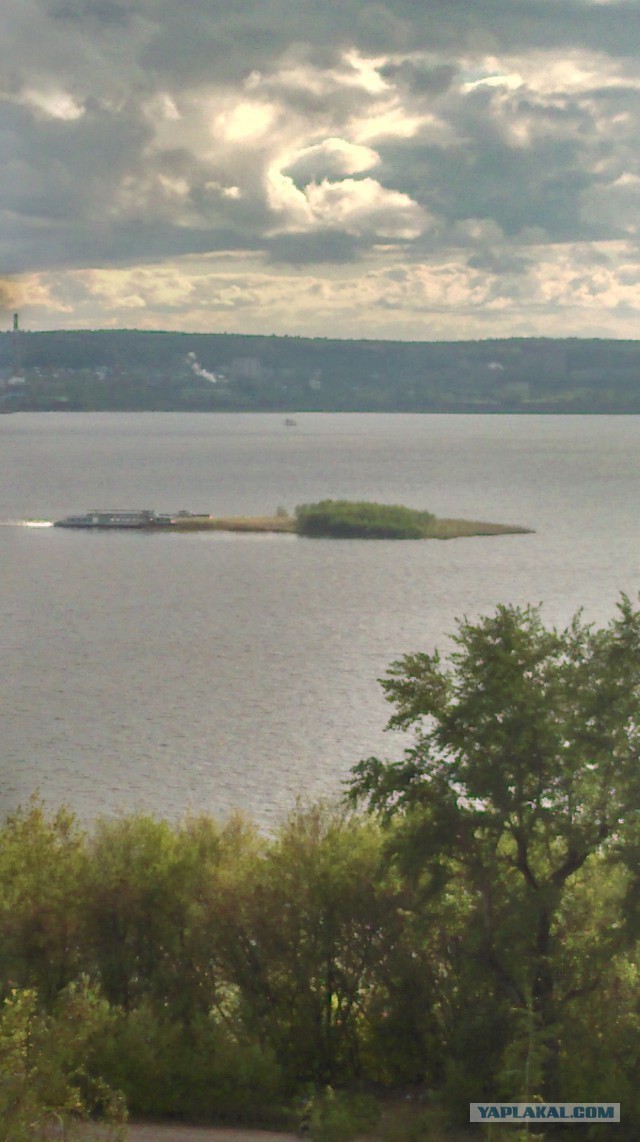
[12,313,20,377]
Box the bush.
[0,981,126,1141]
[302,1087,379,1141]
[295,500,435,539]
[92,1003,284,1124]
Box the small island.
[168,500,533,539]
[52,501,532,537]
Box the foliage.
[80,812,213,1012]
[0,800,87,1004]
[295,500,436,539]
[0,980,126,1141]
[349,596,640,1102]
[205,803,410,1088]
[91,1002,283,1124]
[303,1085,379,1141]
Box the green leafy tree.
[80,815,182,1010]
[91,999,283,1125]
[349,598,640,1099]
[0,801,86,1004]
[207,804,407,1088]
[84,812,288,1125]
[80,812,227,1015]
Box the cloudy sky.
[3,0,640,339]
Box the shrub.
[92,1003,284,1124]
[0,982,126,1141]
[295,500,435,539]
[304,1087,379,1141]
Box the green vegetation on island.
[3,597,640,1138]
[295,500,437,539]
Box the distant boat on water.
[284,417,297,426]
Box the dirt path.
[84,1126,299,1142]
[123,1128,298,1142]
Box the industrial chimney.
[11,312,22,380]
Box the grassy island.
[169,513,294,533]
[169,500,532,539]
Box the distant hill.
[2,329,640,412]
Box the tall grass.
[165,503,532,539]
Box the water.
[2,412,640,826]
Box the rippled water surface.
[2,413,640,825]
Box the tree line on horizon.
[3,329,640,412]
[2,599,640,1139]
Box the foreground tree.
[0,801,86,1004]
[349,597,640,1100]
[208,805,409,1089]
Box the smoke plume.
[186,351,219,384]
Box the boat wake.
[0,519,54,527]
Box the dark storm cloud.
[1,217,263,276]
[379,135,593,243]
[372,62,640,253]
[0,100,152,218]
[265,231,367,265]
[136,0,413,82]
[0,95,157,272]
[50,1,131,27]
[466,248,534,276]
[373,0,640,58]
[379,61,457,96]
[147,0,640,69]
[17,1,640,94]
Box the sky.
[3,0,640,340]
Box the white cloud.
[350,102,433,143]
[461,72,524,94]
[216,100,278,143]
[267,164,428,239]
[303,178,428,239]
[13,236,638,340]
[18,88,85,120]
[205,181,242,199]
[284,137,380,181]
